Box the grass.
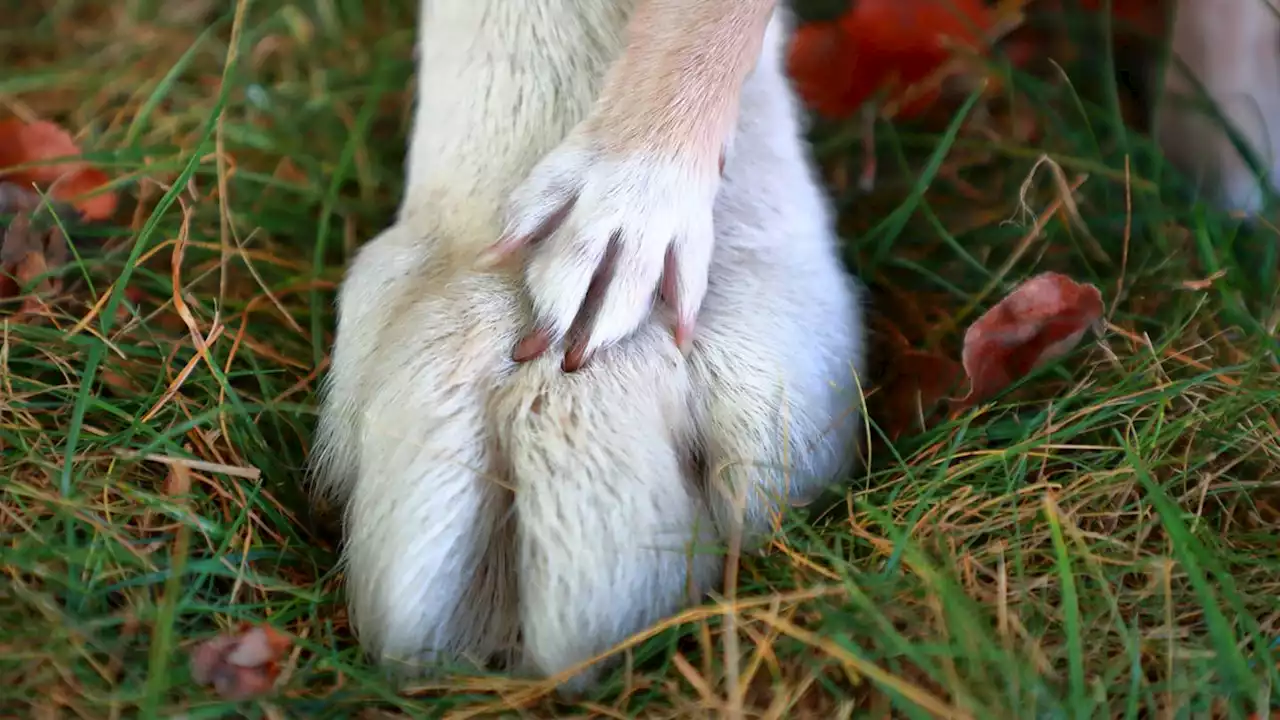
[2,0,1278,717]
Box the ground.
[2,1,1278,718]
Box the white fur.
[311,0,865,695]
[1156,0,1280,214]
[504,149,717,357]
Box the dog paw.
[486,125,722,371]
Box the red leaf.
[0,119,117,221]
[788,0,996,120]
[189,623,292,701]
[878,348,966,440]
[960,272,1104,404]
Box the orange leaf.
[190,623,292,701]
[0,119,117,221]
[960,272,1104,403]
[788,0,996,120]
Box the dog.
[311,0,865,694]
[309,0,1278,697]
[1156,0,1280,215]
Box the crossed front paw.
[485,122,723,371]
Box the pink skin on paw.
[661,246,695,355]
[513,328,553,363]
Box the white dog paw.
[485,126,722,371]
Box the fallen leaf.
[0,119,117,221]
[788,0,997,120]
[1,183,71,318]
[876,347,966,440]
[960,272,1104,404]
[190,623,291,701]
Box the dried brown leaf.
[189,623,291,701]
[1,183,71,319]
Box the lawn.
[2,1,1278,717]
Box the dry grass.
[2,1,1278,717]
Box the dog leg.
[688,11,865,549]
[314,237,524,672]
[1156,0,1280,214]
[493,0,780,368]
[491,331,722,695]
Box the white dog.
[309,0,1277,697]
[311,0,864,694]
[1156,0,1280,214]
